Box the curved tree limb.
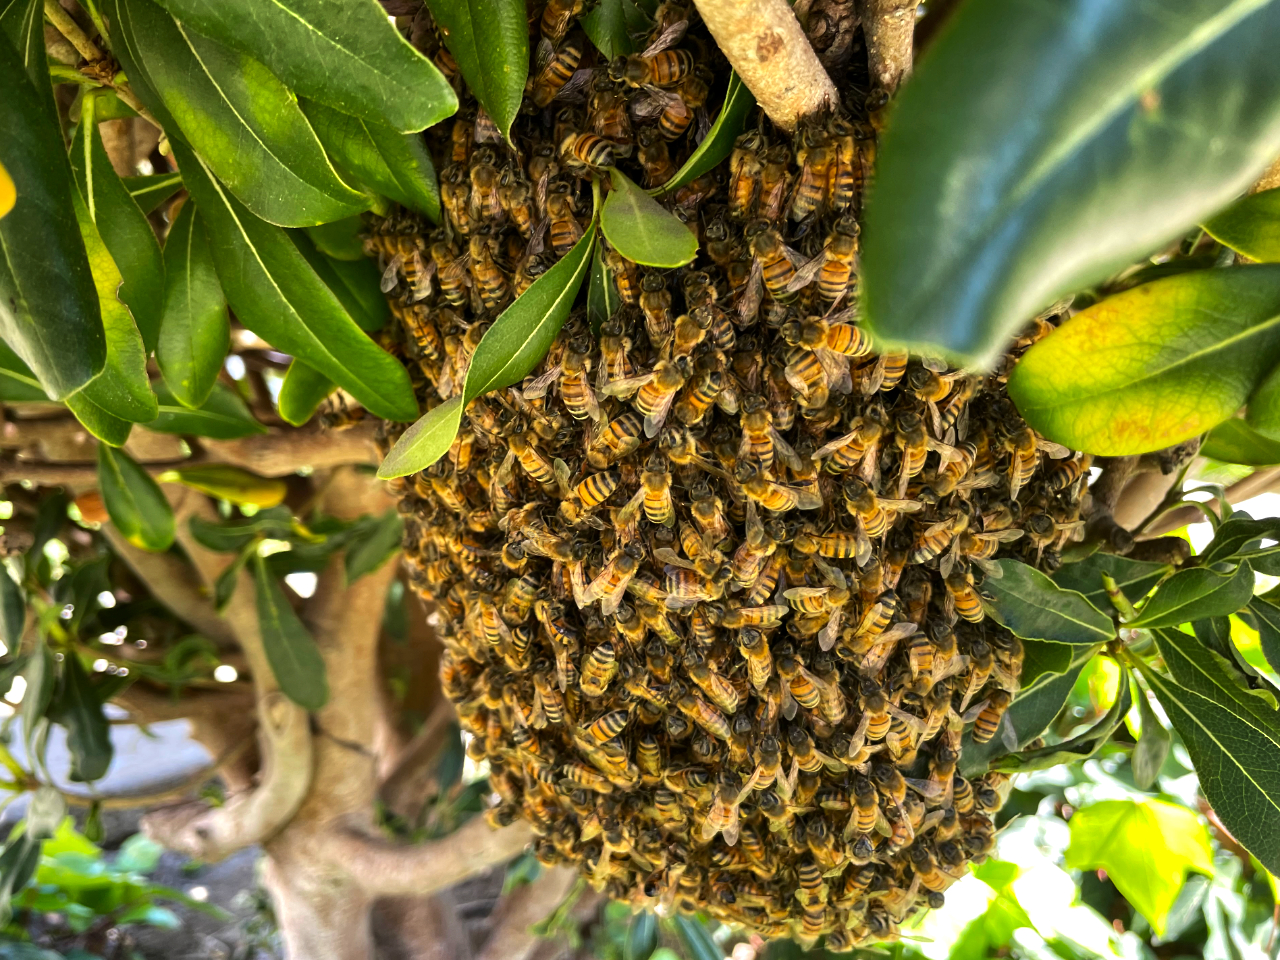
[475,867,578,960]
[692,0,837,131]
[859,0,919,91]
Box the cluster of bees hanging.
[366,1,1091,949]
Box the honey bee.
[636,126,677,188]
[532,36,584,108]
[790,124,832,221]
[579,640,620,697]
[588,73,633,144]
[499,168,535,236]
[560,131,615,172]
[678,691,732,741]
[895,411,962,498]
[943,567,984,623]
[610,48,694,88]
[469,230,510,311]
[737,460,822,513]
[584,542,644,615]
[540,0,585,45]
[604,359,684,437]
[812,404,888,478]
[738,627,775,691]
[841,478,924,562]
[683,648,740,714]
[1004,424,1071,500]
[546,182,584,256]
[816,215,860,303]
[468,148,505,223]
[636,271,674,345]
[728,130,764,220]
[969,688,1013,745]
[759,143,792,220]
[603,249,640,307]
[1047,453,1092,493]
[674,366,724,425]
[739,222,806,321]
[827,116,858,211]
[588,411,644,468]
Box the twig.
[859,0,919,91]
[692,0,838,131]
[43,0,101,61]
[1141,465,1280,538]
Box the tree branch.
[43,0,101,61]
[319,818,534,897]
[200,420,381,477]
[859,0,919,91]
[1141,465,1280,538]
[692,0,837,131]
[380,701,456,822]
[475,867,578,960]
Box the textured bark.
[859,0,919,91]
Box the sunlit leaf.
[1128,562,1255,628]
[1205,186,1280,262]
[1201,416,1280,464]
[97,444,175,551]
[251,554,328,710]
[602,168,697,268]
[659,72,754,195]
[424,0,527,145]
[861,0,1280,368]
[148,380,264,439]
[982,559,1114,645]
[277,360,335,427]
[157,464,286,508]
[1199,515,1280,566]
[1132,677,1172,790]
[1243,598,1280,675]
[1010,266,1280,454]
[122,171,183,214]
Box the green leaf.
[424,0,527,145]
[67,188,157,425]
[122,172,183,214]
[291,229,389,332]
[587,242,620,335]
[300,99,440,222]
[659,73,754,195]
[1242,598,1280,675]
[0,566,23,652]
[1200,515,1280,566]
[1128,562,1255,628]
[172,140,418,422]
[69,94,166,353]
[156,202,229,408]
[1,0,54,116]
[1202,417,1280,465]
[65,392,132,447]
[343,510,403,583]
[1009,266,1280,454]
[602,169,697,268]
[116,0,366,227]
[1020,637,1073,688]
[213,542,252,611]
[1205,186,1280,261]
[1052,552,1171,610]
[1247,360,1280,441]
[861,0,1280,369]
[148,380,265,439]
[0,32,105,399]
[671,915,719,960]
[151,0,456,133]
[581,0,652,59]
[0,341,53,402]
[251,554,328,710]
[188,506,295,552]
[1142,628,1280,874]
[982,558,1115,644]
[1065,799,1213,936]
[47,654,112,782]
[97,444,175,551]
[20,641,57,760]
[379,221,596,478]
[157,464,286,508]
[305,216,367,262]
[624,910,658,960]
[278,360,335,427]
[1132,677,1172,790]
[960,660,1088,777]
[991,670,1131,773]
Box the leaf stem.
[1101,572,1138,621]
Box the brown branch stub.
[692,0,838,132]
[141,691,313,861]
[859,0,919,92]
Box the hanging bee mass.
[367,3,1086,949]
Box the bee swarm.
[370,4,1087,949]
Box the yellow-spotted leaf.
[0,161,13,219]
[97,444,175,551]
[1009,265,1280,454]
[157,464,286,508]
[1205,187,1280,262]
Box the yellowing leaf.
[1205,187,1280,262]
[0,160,13,219]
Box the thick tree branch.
[475,867,578,960]
[859,0,919,91]
[319,818,534,897]
[1141,465,1280,538]
[201,420,381,477]
[692,0,837,131]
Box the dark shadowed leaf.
[991,671,1131,774]
[97,444,175,551]
[214,542,253,610]
[301,99,440,222]
[252,554,328,710]
[624,910,658,960]
[158,464,286,508]
[152,0,456,133]
[0,32,105,399]
[19,641,56,760]
[156,202,229,409]
[581,0,652,59]
[1205,186,1280,261]
[1052,552,1171,610]
[278,361,335,427]
[117,0,365,227]
[69,94,165,353]
[982,559,1115,645]
[48,653,113,782]
[122,172,184,214]
[0,341,52,402]
[672,915,719,960]
[1020,638,1073,688]
[1247,361,1280,441]
[1132,677,1172,790]
[291,230,389,332]
[0,0,54,114]
[172,140,418,422]
[306,215,367,261]
[425,0,527,144]
[1201,417,1280,464]
[379,223,595,477]
[189,506,295,553]
[343,510,403,583]
[149,380,265,439]
[961,659,1088,776]
[1128,562,1255,628]
[0,565,23,652]
[659,72,754,194]
[862,0,1280,369]
[1143,628,1280,874]
[1010,267,1280,454]
[1200,515,1280,566]
[602,168,697,267]
[588,242,620,334]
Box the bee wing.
[792,485,823,511]
[872,805,891,837]
[932,653,970,684]
[569,560,591,609]
[784,249,827,294]
[811,428,858,460]
[813,556,847,591]
[380,253,405,293]
[999,712,1019,752]
[409,250,434,302]
[722,813,741,847]
[770,427,803,473]
[975,528,1025,543]
[902,776,944,800]
[535,36,555,71]
[926,399,943,438]
[643,388,678,438]
[745,498,763,542]
[641,19,688,56]
[814,348,853,396]
[878,498,924,513]
[553,457,574,499]
[654,546,697,570]
[780,679,798,721]
[494,447,517,487]
[1038,439,1073,458]
[959,698,990,723]
[861,355,887,396]
[530,685,548,729]
[819,606,843,651]
[784,586,830,600]
[522,364,563,400]
[599,371,655,398]
[600,571,635,617]
[737,257,764,321]
[927,438,965,465]
[939,537,963,581]
[716,381,740,416]
[553,67,595,102]
[847,711,870,754]
[921,355,948,373]
[632,85,683,118]
[885,704,926,734]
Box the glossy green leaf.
[861,0,1280,369]
[1200,515,1280,566]
[117,0,365,227]
[1243,598,1280,675]
[1128,561,1255,628]
[991,670,1132,773]
[659,73,754,194]
[189,506,295,553]
[982,558,1115,645]
[301,99,440,222]
[291,229,389,332]
[624,910,658,960]
[157,464,286,508]
[97,444,175,551]
[1247,360,1280,440]
[278,360,335,427]
[343,510,403,583]
[100,0,181,133]
[1202,416,1280,464]
[379,222,596,478]
[251,554,328,710]
[588,242,620,335]
[1140,629,1280,874]
[172,140,418,422]
[306,215,367,261]
[213,542,253,611]
[69,188,157,425]
[48,654,112,782]
[122,172,183,214]
[1010,266,1280,454]
[1205,186,1280,261]
[1052,552,1171,610]
[0,341,49,402]
[152,0,455,133]
[148,380,265,439]
[425,0,527,145]
[1,0,52,106]
[1132,677,1172,790]
[66,392,133,447]
[0,565,23,652]
[603,168,697,267]
[69,94,166,353]
[581,0,652,59]
[671,915,719,960]
[1065,799,1213,936]
[156,202,229,408]
[0,33,105,399]
[1020,637,1073,688]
